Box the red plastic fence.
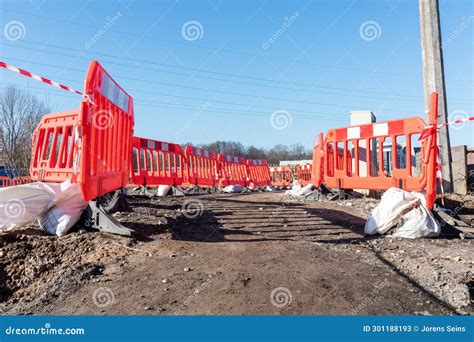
[312,92,439,209]
[0,176,11,187]
[184,145,218,187]
[296,164,312,186]
[11,176,33,186]
[246,159,271,187]
[269,166,293,188]
[131,137,185,186]
[30,61,134,201]
[218,154,248,187]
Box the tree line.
[184,141,312,165]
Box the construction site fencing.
[218,154,248,187]
[296,164,312,186]
[270,166,293,188]
[30,61,134,201]
[311,92,439,209]
[131,137,185,187]
[184,146,218,187]
[246,159,271,187]
[0,176,11,187]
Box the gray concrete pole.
[419,0,453,193]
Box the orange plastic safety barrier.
[312,93,438,209]
[131,136,185,187]
[184,145,218,187]
[246,159,271,187]
[30,61,134,201]
[296,164,312,186]
[218,154,248,187]
[0,176,11,187]
[269,166,293,187]
[11,176,33,186]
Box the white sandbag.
[223,184,242,193]
[365,188,440,238]
[38,187,87,236]
[285,183,314,197]
[0,181,66,230]
[38,182,87,236]
[157,185,171,197]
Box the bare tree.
[0,86,50,176]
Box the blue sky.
[0,0,472,149]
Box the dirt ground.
[0,191,473,315]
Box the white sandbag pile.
[365,187,440,239]
[0,180,87,236]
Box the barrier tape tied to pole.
[419,116,473,141]
[0,60,95,105]
[419,115,472,204]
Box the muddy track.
[1,192,472,315]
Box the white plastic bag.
[0,180,88,236]
[0,182,65,230]
[365,188,440,238]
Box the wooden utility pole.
[419,0,453,192]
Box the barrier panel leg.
[82,200,134,237]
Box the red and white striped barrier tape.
[419,116,473,141]
[0,61,95,105]
[418,115,472,204]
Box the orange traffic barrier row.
[246,159,271,187]
[131,137,185,187]
[270,166,293,188]
[296,164,312,186]
[312,92,439,209]
[12,176,33,186]
[0,176,11,187]
[27,60,275,200]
